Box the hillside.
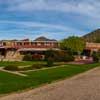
[82,29,100,42]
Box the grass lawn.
[0,61,45,67]
[0,63,99,95]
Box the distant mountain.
[82,29,100,42]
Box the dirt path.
[0,67,27,77]
[0,67,100,100]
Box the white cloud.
[0,20,85,33]
[0,20,85,40]
[7,0,100,18]
[0,20,68,31]
[0,0,98,40]
[0,20,77,32]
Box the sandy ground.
[0,67,100,100]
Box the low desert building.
[0,37,59,61]
[0,37,99,61]
[83,42,100,56]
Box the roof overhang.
[18,48,60,51]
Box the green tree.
[45,49,57,60]
[60,36,85,54]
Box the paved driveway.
[0,67,100,100]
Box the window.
[3,42,6,46]
[17,42,22,46]
[37,43,41,46]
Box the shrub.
[45,50,61,62]
[54,51,74,62]
[54,51,64,62]
[23,54,33,61]
[63,54,74,62]
[45,50,56,59]
[31,64,44,69]
[4,65,19,71]
[20,66,33,71]
[4,64,45,71]
[92,52,100,62]
[46,57,54,67]
[45,50,75,62]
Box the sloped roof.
[34,36,57,41]
[20,39,29,41]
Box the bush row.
[23,50,75,62]
[22,50,75,67]
[4,64,45,71]
[45,50,74,62]
[92,51,100,62]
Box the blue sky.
[0,0,100,40]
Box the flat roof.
[18,48,60,51]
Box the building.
[84,42,100,56]
[0,37,59,61]
[85,42,100,51]
[0,36,99,61]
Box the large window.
[44,42,50,46]
[3,42,6,46]
[24,42,29,45]
[17,42,22,46]
[37,43,41,46]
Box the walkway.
[0,67,100,100]
[0,67,27,77]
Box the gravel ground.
[0,67,100,100]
